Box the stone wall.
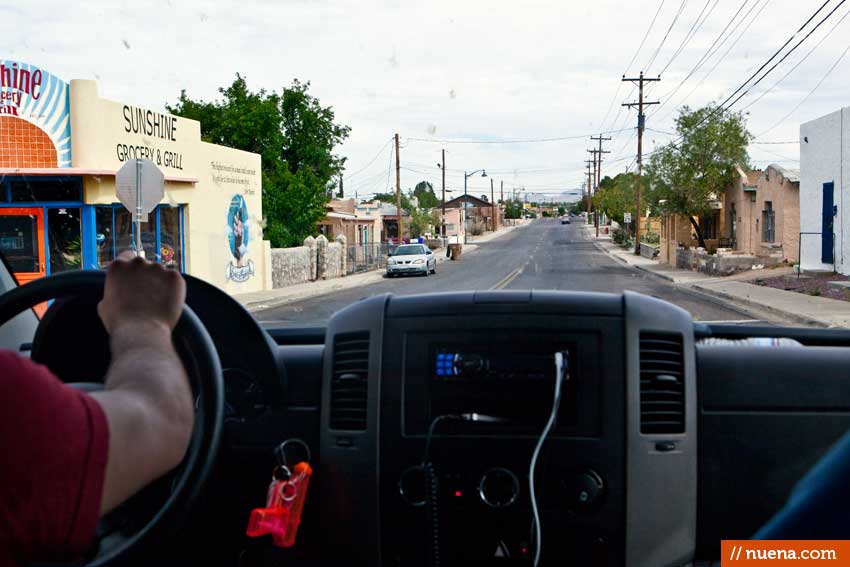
[270,246,313,288]
[677,247,784,276]
[269,234,350,288]
[640,242,659,259]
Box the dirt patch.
[753,272,850,302]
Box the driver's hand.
[97,252,186,336]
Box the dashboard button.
[563,470,604,512]
[399,466,428,507]
[478,468,520,508]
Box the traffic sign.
[624,212,632,223]
[115,159,164,220]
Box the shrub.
[641,231,660,245]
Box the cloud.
[5,0,837,196]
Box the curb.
[589,234,829,325]
[240,242,476,314]
[690,283,829,328]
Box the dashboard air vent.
[639,332,685,434]
[329,331,370,430]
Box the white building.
[799,107,850,274]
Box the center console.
[319,290,697,566]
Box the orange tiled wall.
[0,116,58,168]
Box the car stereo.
[403,332,601,437]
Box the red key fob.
[275,461,312,547]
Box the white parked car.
[386,243,437,277]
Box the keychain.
[246,439,313,548]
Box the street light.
[463,169,487,243]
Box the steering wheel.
[0,270,224,566]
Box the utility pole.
[395,133,403,243]
[441,148,446,238]
[591,135,611,237]
[585,160,595,220]
[490,178,496,231]
[622,72,660,254]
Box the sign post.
[115,159,165,258]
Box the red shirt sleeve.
[0,349,109,565]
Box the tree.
[593,173,638,226]
[409,208,441,238]
[645,104,751,249]
[557,206,566,216]
[373,192,412,212]
[413,181,439,209]
[166,75,351,247]
[503,199,524,219]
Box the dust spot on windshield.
[388,53,399,68]
[426,124,437,135]
[199,12,208,22]
[449,89,456,99]
[121,39,131,50]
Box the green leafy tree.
[645,104,751,249]
[409,208,441,238]
[166,75,351,247]
[373,192,412,212]
[557,206,566,216]
[593,173,639,226]
[413,181,439,209]
[503,199,524,219]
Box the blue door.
[822,182,834,264]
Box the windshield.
[394,245,426,256]
[1,2,834,329]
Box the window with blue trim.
[95,204,184,270]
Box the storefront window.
[47,208,82,273]
[95,205,183,269]
[114,208,156,260]
[0,215,39,273]
[159,207,182,269]
[9,178,82,203]
[96,207,115,268]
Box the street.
[255,219,762,327]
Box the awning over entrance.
[0,167,198,184]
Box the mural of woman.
[226,194,254,281]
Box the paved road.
[255,219,761,327]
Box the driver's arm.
[0,256,193,565]
[91,255,194,514]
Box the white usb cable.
[529,351,569,567]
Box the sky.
[4,0,850,203]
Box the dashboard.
[28,281,850,566]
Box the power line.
[752,140,799,144]
[653,0,753,116]
[645,0,844,160]
[658,0,721,75]
[343,137,393,181]
[717,0,836,112]
[757,34,850,137]
[624,0,668,75]
[658,0,771,122]
[740,3,850,112]
[402,128,632,145]
[645,0,690,72]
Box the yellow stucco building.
[0,61,270,293]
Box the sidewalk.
[233,222,527,313]
[586,223,850,327]
[467,219,530,243]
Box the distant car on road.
[386,243,437,277]
[561,217,571,224]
